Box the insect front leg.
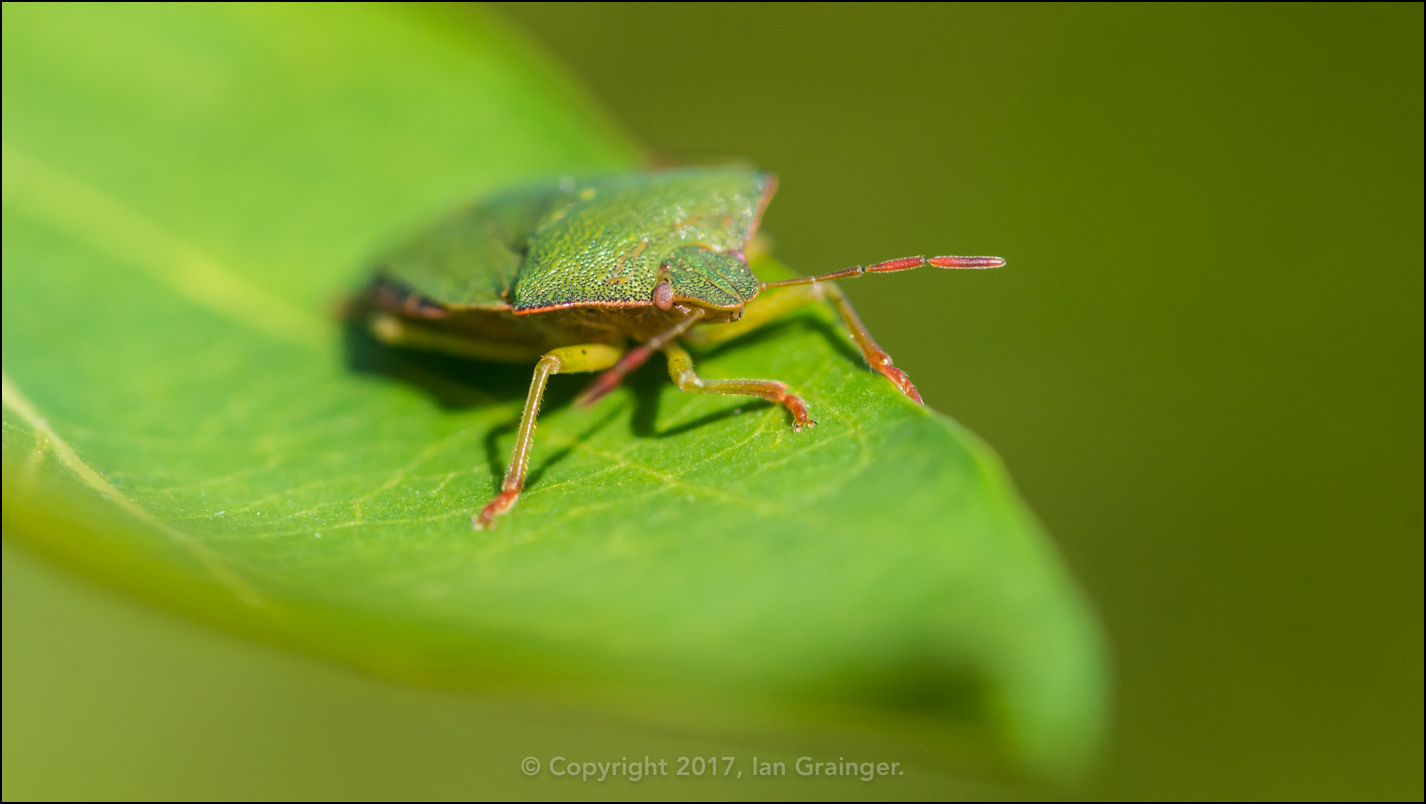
[662,343,814,432]
[817,283,923,403]
[573,309,706,408]
[473,343,623,530]
[682,283,925,403]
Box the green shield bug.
[354,167,1004,529]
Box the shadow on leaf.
[343,310,875,490]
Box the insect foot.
[472,488,520,530]
[876,364,922,405]
[784,394,816,433]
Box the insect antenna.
[759,255,1005,290]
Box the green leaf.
[2,3,1106,783]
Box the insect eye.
[651,278,674,310]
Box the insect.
[354,167,1003,529]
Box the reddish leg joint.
[474,484,521,529]
[781,392,814,432]
[862,350,921,404]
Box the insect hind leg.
[367,312,544,362]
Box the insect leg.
[473,343,622,530]
[818,282,923,403]
[573,309,706,407]
[367,312,545,362]
[682,283,925,404]
[662,343,814,432]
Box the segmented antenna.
[760,255,1005,289]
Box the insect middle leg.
[681,282,925,403]
[473,343,622,530]
[662,343,814,432]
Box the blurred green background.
[3,3,1421,800]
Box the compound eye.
[651,277,674,310]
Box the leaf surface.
[1,3,1105,782]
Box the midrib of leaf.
[2,371,266,607]
[1,145,328,350]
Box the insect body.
[356,167,1003,529]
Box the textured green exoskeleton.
[356,167,1004,528]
